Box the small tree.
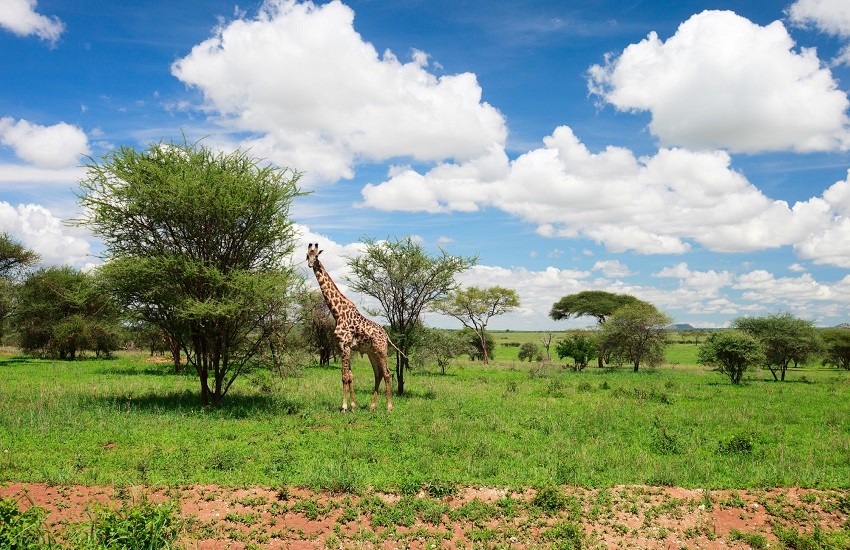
[15,267,122,359]
[433,286,519,365]
[77,139,303,406]
[415,328,468,374]
[733,313,821,381]
[298,289,336,367]
[600,302,671,372]
[458,326,494,361]
[540,332,554,360]
[518,342,540,362]
[0,233,39,344]
[821,328,850,370]
[346,237,475,395]
[698,330,762,384]
[549,290,642,368]
[555,332,598,371]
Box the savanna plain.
[1,332,849,549]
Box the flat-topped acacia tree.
[549,290,643,368]
[76,139,303,406]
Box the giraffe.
[306,243,394,412]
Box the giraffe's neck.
[312,260,352,321]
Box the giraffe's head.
[306,243,323,268]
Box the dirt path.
[3,482,848,548]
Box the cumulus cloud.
[0,0,64,45]
[362,125,850,264]
[0,118,90,169]
[788,0,850,36]
[172,0,506,182]
[593,259,634,278]
[0,202,91,266]
[588,10,850,152]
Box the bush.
[698,330,762,384]
[68,497,181,549]
[518,342,540,362]
[0,497,55,548]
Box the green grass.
[0,348,849,491]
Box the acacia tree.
[0,233,39,343]
[600,302,671,372]
[733,313,821,381]
[433,286,519,365]
[298,289,336,367]
[555,331,598,371]
[549,291,642,367]
[15,266,122,359]
[345,236,475,395]
[821,328,850,370]
[76,139,303,406]
[698,330,763,384]
[415,327,468,374]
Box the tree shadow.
[85,389,303,417]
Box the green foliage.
[734,313,822,381]
[15,267,122,360]
[433,286,520,364]
[517,341,540,362]
[76,139,304,406]
[415,328,468,374]
[0,497,55,548]
[717,433,755,455]
[728,529,768,548]
[532,486,570,515]
[821,328,850,370]
[458,326,494,361]
[698,330,762,384]
[346,236,476,393]
[556,332,598,371]
[0,233,38,280]
[600,302,672,372]
[541,520,585,549]
[549,290,642,323]
[68,497,180,549]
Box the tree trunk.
[633,360,639,372]
[396,351,406,395]
[481,332,489,365]
[169,338,182,374]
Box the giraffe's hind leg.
[367,347,393,412]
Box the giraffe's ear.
[318,249,323,256]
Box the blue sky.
[2,0,850,330]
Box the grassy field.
[1,334,848,493]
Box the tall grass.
[0,348,848,491]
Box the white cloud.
[0,118,90,169]
[588,10,850,152]
[362,125,850,265]
[172,0,506,182]
[290,226,850,329]
[0,0,64,45]
[789,263,808,272]
[653,262,734,294]
[0,202,91,266]
[788,0,850,36]
[592,259,634,278]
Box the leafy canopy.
[76,139,303,405]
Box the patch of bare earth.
[2,482,848,548]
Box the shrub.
[68,497,181,549]
[518,342,540,362]
[0,497,55,548]
[698,330,762,384]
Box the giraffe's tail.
[387,335,408,360]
